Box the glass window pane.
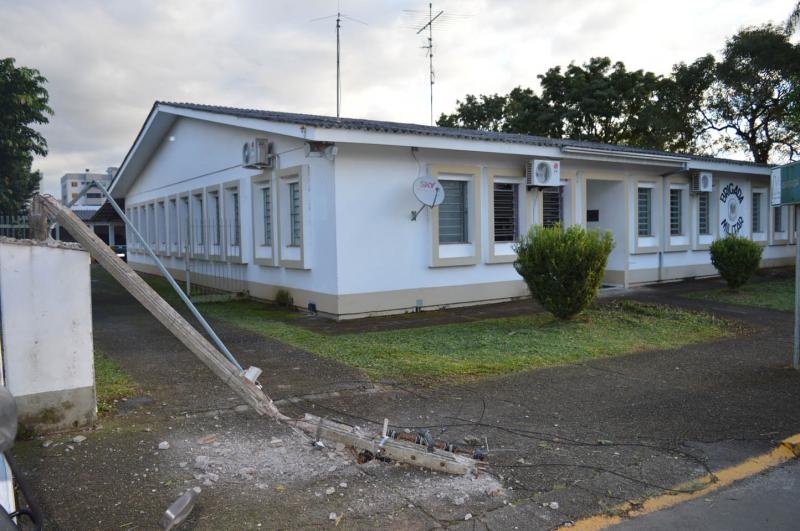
[289,182,301,246]
[262,187,272,246]
[752,192,762,233]
[699,192,710,235]
[493,183,517,242]
[670,189,682,236]
[439,180,468,243]
[637,188,651,236]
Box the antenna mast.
[311,3,366,118]
[417,3,444,126]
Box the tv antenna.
[404,4,469,125]
[311,2,367,118]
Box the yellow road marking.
[563,433,800,530]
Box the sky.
[0,0,794,195]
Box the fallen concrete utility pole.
[32,194,286,421]
[33,194,483,475]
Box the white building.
[109,102,795,319]
[60,168,116,208]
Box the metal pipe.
[91,182,243,371]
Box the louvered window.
[670,189,682,236]
[698,192,710,235]
[439,180,468,243]
[752,192,762,233]
[262,187,272,246]
[637,187,652,236]
[289,182,301,246]
[542,187,562,228]
[493,183,518,242]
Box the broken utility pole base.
[32,194,484,476]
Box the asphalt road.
[613,460,800,530]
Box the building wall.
[121,117,794,319]
[0,239,96,431]
[124,117,340,314]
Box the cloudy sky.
[1,0,793,195]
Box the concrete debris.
[548,501,560,510]
[464,513,473,521]
[194,456,211,470]
[334,442,345,452]
[158,441,170,450]
[238,467,256,478]
[325,487,336,495]
[462,435,482,446]
[72,435,86,444]
[234,405,249,413]
[339,482,347,488]
[179,462,188,468]
[329,512,337,521]
[197,434,219,445]
[42,440,53,448]
[453,496,467,506]
[269,437,284,448]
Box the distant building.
[60,167,117,208]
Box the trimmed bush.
[274,288,293,308]
[514,224,614,320]
[709,235,762,289]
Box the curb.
[562,433,800,530]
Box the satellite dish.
[413,178,446,207]
[411,177,445,221]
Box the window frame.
[632,179,660,254]
[669,188,683,236]
[222,180,245,263]
[771,204,790,245]
[251,171,277,267]
[205,185,223,259]
[430,164,482,268]
[750,187,768,246]
[487,167,527,264]
[190,188,206,258]
[277,164,311,270]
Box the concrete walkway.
[613,460,800,530]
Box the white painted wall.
[0,241,94,398]
[125,117,339,301]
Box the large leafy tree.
[0,58,52,215]
[438,57,710,153]
[700,25,800,162]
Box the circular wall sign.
[413,178,446,207]
[719,182,745,235]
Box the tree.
[787,2,800,34]
[701,25,800,162]
[438,57,709,153]
[0,58,52,215]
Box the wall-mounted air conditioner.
[691,171,713,193]
[242,139,273,169]
[526,160,561,187]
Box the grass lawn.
[684,277,794,312]
[124,271,739,383]
[95,350,138,414]
[204,299,735,383]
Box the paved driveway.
[12,271,800,529]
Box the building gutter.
[561,145,691,166]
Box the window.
[157,201,167,246]
[179,197,189,249]
[231,191,240,246]
[670,189,682,235]
[542,187,562,228]
[439,180,468,243]
[637,187,652,237]
[147,204,156,245]
[775,206,784,232]
[192,193,204,246]
[71,182,78,187]
[262,187,272,246]
[289,182,301,246]
[209,192,221,246]
[168,198,178,249]
[493,183,518,242]
[86,193,102,199]
[698,192,710,235]
[752,192,762,233]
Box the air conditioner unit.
[691,171,713,193]
[526,160,561,187]
[242,139,273,169]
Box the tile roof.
[160,101,768,168]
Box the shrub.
[709,235,762,289]
[514,224,614,320]
[274,288,293,308]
